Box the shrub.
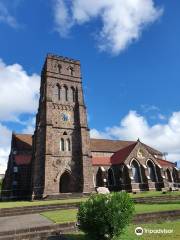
[77,192,135,240]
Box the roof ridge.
[90,138,135,142]
[110,142,138,165]
[141,142,162,155]
[114,141,137,153]
[14,133,33,136]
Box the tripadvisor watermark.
[135,226,173,236]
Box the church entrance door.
[59,171,71,193]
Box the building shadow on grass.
[64,234,88,240]
[47,233,88,240]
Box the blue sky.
[0,0,180,172]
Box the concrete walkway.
[0,213,54,232]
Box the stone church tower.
[31,54,94,198]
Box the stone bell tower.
[31,54,94,198]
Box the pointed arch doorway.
[96,167,104,187]
[59,170,71,193]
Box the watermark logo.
[135,226,174,236]
[135,227,144,236]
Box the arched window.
[166,169,172,182]
[155,165,163,183]
[66,139,71,151]
[108,168,115,186]
[147,160,156,182]
[131,160,142,183]
[71,87,75,102]
[60,138,65,151]
[122,165,131,184]
[96,167,104,187]
[63,131,67,135]
[64,86,68,101]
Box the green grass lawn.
[130,191,180,198]
[135,203,180,214]
[41,209,78,223]
[0,191,179,209]
[0,198,87,209]
[41,203,180,224]
[65,220,180,240]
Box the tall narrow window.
[64,86,68,101]
[69,66,74,76]
[58,64,62,73]
[108,168,115,186]
[71,87,75,102]
[66,139,71,151]
[57,85,61,100]
[60,138,65,151]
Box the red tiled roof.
[15,155,32,165]
[13,134,32,151]
[90,138,162,156]
[92,157,111,166]
[111,142,137,165]
[90,139,135,152]
[92,143,137,166]
[156,158,176,168]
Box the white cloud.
[0,1,18,28]
[0,58,39,174]
[0,115,36,175]
[141,104,160,113]
[53,0,163,54]
[158,113,166,120]
[21,117,36,134]
[90,110,180,162]
[90,128,110,139]
[0,59,40,121]
[0,123,11,174]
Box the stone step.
[0,210,180,239]
[0,203,80,217]
[0,223,76,239]
[0,195,180,218]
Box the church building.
[2,54,180,199]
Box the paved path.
[0,213,54,232]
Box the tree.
[77,192,135,240]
